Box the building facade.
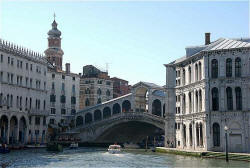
[0,39,49,145]
[165,33,250,153]
[45,18,80,127]
[111,77,131,98]
[79,65,113,110]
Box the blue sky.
[0,1,249,85]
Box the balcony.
[28,108,49,116]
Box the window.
[60,95,66,103]
[62,75,65,79]
[97,98,101,104]
[72,76,75,81]
[211,59,218,78]
[62,83,65,91]
[52,82,55,90]
[72,85,75,93]
[43,100,46,110]
[106,81,111,85]
[85,88,90,94]
[212,87,219,111]
[85,98,90,106]
[52,74,55,79]
[226,58,232,77]
[50,95,56,102]
[182,69,185,85]
[43,116,46,126]
[106,90,111,96]
[30,78,33,88]
[8,57,10,64]
[188,66,192,83]
[71,109,76,115]
[97,88,102,95]
[11,58,14,65]
[35,117,40,125]
[213,123,220,147]
[195,64,198,81]
[183,94,186,114]
[30,64,32,71]
[51,108,56,114]
[0,54,3,62]
[226,87,233,110]
[0,72,3,82]
[189,92,192,113]
[235,87,242,110]
[26,63,28,70]
[49,118,55,124]
[235,57,241,77]
[198,62,202,80]
[61,108,66,115]
[71,96,76,104]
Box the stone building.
[0,39,49,144]
[165,33,250,152]
[79,65,113,110]
[45,18,80,127]
[111,77,131,98]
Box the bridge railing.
[75,111,165,129]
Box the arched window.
[195,91,198,112]
[183,124,186,146]
[213,123,220,147]
[212,87,219,111]
[112,103,121,115]
[200,123,203,146]
[226,87,233,110]
[226,58,232,77]
[235,87,242,110]
[94,110,102,121]
[106,90,110,96]
[97,88,102,95]
[235,57,241,77]
[97,98,101,104]
[188,66,192,83]
[103,107,111,118]
[85,98,90,106]
[189,124,192,146]
[122,100,131,112]
[199,90,202,111]
[211,59,218,78]
[183,94,186,114]
[188,92,192,113]
[182,69,186,85]
[195,64,198,81]
[198,62,202,80]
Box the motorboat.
[69,142,78,149]
[108,144,121,154]
[0,144,10,154]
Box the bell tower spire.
[44,13,64,71]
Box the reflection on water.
[0,148,249,168]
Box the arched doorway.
[135,87,148,112]
[10,116,18,144]
[19,116,27,143]
[0,115,9,143]
[94,110,102,121]
[122,100,131,112]
[213,123,220,147]
[152,99,161,116]
[103,107,111,119]
[85,113,93,124]
[112,103,121,115]
[76,116,83,127]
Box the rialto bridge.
[70,82,175,144]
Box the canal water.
[0,148,249,168]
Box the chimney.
[205,32,211,45]
[65,63,70,74]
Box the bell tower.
[45,14,64,71]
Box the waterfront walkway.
[156,147,250,162]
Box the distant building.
[45,18,80,127]
[0,39,49,144]
[111,77,131,98]
[79,65,113,110]
[165,33,250,153]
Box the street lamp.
[224,125,229,162]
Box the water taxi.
[108,144,121,154]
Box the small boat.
[0,144,10,154]
[69,142,78,149]
[108,144,121,154]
